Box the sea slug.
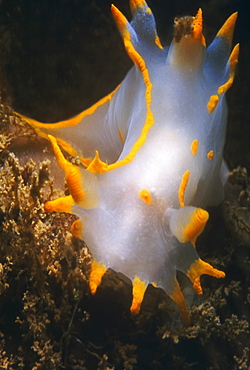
[17,0,239,325]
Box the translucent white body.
[21,2,238,301]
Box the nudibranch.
[17,0,239,325]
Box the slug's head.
[173,10,205,46]
[167,9,206,71]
